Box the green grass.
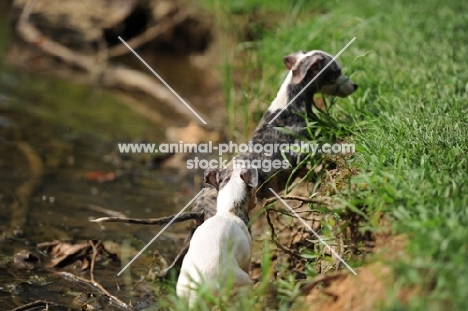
[187,0,467,310]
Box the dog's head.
[204,165,258,212]
[283,50,358,98]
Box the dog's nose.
[352,83,358,91]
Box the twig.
[299,272,347,293]
[107,10,189,58]
[18,0,93,70]
[10,300,56,311]
[90,211,204,225]
[265,197,328,262]
[89,240,102,283]
[132,250,167,289]
[276,239,305,259]
[57,271,132,310]
[266,209,276,240]
[158,236,191,278]
[267,207,319,221]
[264,195,333,208]
[266,209,304,260]
[86,204,127,218]
[36,240,61,249]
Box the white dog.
[176,166,258,307]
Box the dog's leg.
[158,233,190,278]
[159,186,218,278]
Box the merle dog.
[197,50,357,218]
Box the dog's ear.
[240,167,258,188]
[291,53,323,84]
[283,51,304,70]
[204,168,219,189]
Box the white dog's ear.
[284,52,323,84]
[204,168,219,189]
[240,167,258,188]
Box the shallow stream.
[0,2,220,308]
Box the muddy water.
[120,51,224,128]
[0,4,217,309]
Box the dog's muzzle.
[320,74,358,98]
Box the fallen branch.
[107,10,190,58]
[58,271,132,310]
[90,211,204,225]
[17,0,93,70]
[10,300,56,311]
[16,0,207,124]
[107,66,204,122]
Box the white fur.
[268,70,293,112]
[216,171,248,215]
[176,170,253,307]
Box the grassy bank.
[185,0,465,309]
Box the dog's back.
[176,215,251,301]
[176,167,257,306]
